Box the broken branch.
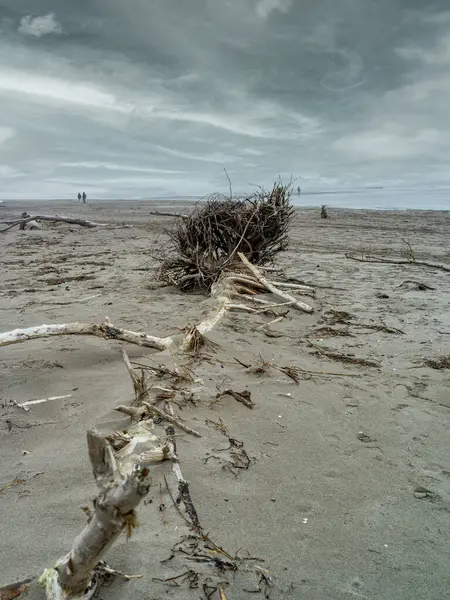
[238,253,314,313]
[39,429,151,599]
[0,317,172,350]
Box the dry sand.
[1,201,450,599]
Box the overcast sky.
[0,0,449,199]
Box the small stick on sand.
[165,424,201,530]
[142,401,201,437]
[147,210,188,219]
[346,252,450,273]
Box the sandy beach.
[1,200,450,600]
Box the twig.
[346,253,450,273]
[217,389,254,409]
[142,401,201,437]
[306,339,380,368]
[165,425,201,530]
[224,168,233,199]
[19,394,72,409]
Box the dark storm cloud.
[0,0,449,198]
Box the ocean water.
[290,188,450,211]
[154,188,450,211]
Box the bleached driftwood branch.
[1,215,103,233]
[39,429,151,600]
[0,317,172,350]
[238,252,314,313]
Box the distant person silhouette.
[82,192,87,204]
[77,193,81,202]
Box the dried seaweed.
[310,326,354,339]
[306,340,381,368]
[423,356,450,370]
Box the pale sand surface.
[1,201,450,599]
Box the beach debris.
[217,388,254,409]
[236,355,356,380]
[0,578,33,600]
[238,253,313,313]
[142,401,202,437]
[153,569,200,589]
[165,424,202,529]
[321,310,403,335]
[0,472,44,495]
[11,394,72,411]
[324,309,355,325]
[413,486,437,500]
[1,214,103,233]
[157,181,295,293]
[38,430,151,600]
[423,356,450,370]
[398,280,435,291]
[119,348,202,438]
[357,431,377,443]
[346,250,450,273]
[0,316,173,350]
[306,339,381,368]
[309,326,354,339]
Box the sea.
[154,188,450,211]
[0,188,449,210]
[291,188,450,211]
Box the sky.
[0,0,450,199]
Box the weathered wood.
[39,430,151,599]
[238,253,314,313]
[1,215,103,232]
[147,210,188,219]
[346,253,450,273]
[0,317,172,350]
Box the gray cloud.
[18,12,62,37]
[0,0,449,198]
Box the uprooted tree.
[157,182,295,292]
[0,181,316,599]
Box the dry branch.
[39,429,151,599]
[147,210,188,219]
[0,317,172,350]
[346,252,450,273]
[143,401,202,437]
[1,215,103,233]
[238,253,313,313]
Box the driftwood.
[238,253,313,313]
[0,317,172,350]
[346,252,450,273]
[0,215,103,233]
[115,402,201,438]
[147,210,188,219]
[158,182,295,292]
[39,429,151,599]
[0,263,315,350]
